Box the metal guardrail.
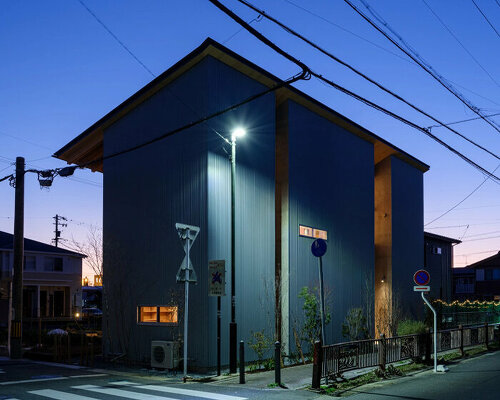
[313,322,499,385]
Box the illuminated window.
[138,306,178,325]
[299,225,327,240]
[159,306,178,323]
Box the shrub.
[248,330,272,369]
[397,320,427,336]
[342,307,370,341]
[298,286,331,350]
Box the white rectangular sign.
[208,260,226,297]
[414,285,430,292]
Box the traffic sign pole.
[421,291,437,373]
[318,255,326,345]
[183,236,190,379]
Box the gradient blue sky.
[1,0,499,277]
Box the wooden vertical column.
[374,157,392,338]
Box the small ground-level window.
[138,306,178,325]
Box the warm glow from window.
[159,306,178,323]
[139,306,157,323]
[138,305,178,324]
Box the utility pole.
[10,157,25,359]
[52,214,67,247]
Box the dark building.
[55,38,428,368]
[424,232,461,302]
[453,252,500,301]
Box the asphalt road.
[347,351,500,400]
[1,352,499,399]
[0,357,325,400]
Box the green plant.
[397,319,427,336]
[248,330,272,368]
[262,357,275,370]
[298,286,331,350]
[342,307,370,341]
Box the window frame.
[137,305,178,326]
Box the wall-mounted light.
[381,276,386,283]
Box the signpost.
[413,269,437,373]
[311,238,327,345]
[175,223,200,380]
[209,260,225,376]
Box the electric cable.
[427,112,500,130]
[209,0,500,183]
[422,0,500,86]
[425,163,500,226]
[471,0,500,38]
[237,0,500,161]
[343,0,500,135]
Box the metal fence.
[316,323,499,381]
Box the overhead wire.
[427,112,500,130]
[471,0,500,38]
[421,0,500,87]
[208,0,500,182]
[425,163,500,226]
[237,0,500,161]
[343,0,500,134]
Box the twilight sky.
[1,0,499,278]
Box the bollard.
[80,333,84,366]
[275,341,281,386]
[378,334,386,371]
[239,340,245,384]
[311,340,322,390]
[459,325,464,357]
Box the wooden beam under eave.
[60,129,103,164]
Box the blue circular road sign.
[413,269,430,286]
[311,239,327,257]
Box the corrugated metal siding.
[103,54,275,368]
[391,156,424,318]
[287,100,374,347]
[206,56,276,367]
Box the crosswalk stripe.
[139,384,248,400]
[72,385,177,400]
[108,381,138,386]
[29,389,99,400]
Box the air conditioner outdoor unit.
[151,341,179,369]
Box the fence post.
[239,341,245,384]
[79,333,83,366]
[425,328,432,365]
[484,323,489,351]
[312,340,322,390]
[378,334,386,371]
[53,335,57,362]
[274,341,281,386]
[459,325,464,357]
[67,334,71,364]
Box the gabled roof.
[424,231,461,244]
[466,251,500,269]
[54,37,429,173]
[0,231,86,258]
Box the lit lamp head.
[231,127,246,142]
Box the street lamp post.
[229,127,245,373]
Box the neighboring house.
[453,267,475,301]
[453,252,500,301]
[424,232,461,302]
[0,231,85,327]
[54,38,428,368]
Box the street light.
[229,127,245,373]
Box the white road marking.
[0,377,68,385]
[139,384,248,400]
[108,380,138,386]
[29,389,98,400]
[73,385,177,400]
[68,374,108,378]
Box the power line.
[455,249,499,257]
[425,163,500,226]
[344,0,500,135]
[427,112,500,130]
[471,0,500,38]
[210,0,500,181]
[421,0,500,87]
[237,0,500,161]
[462,234,500,242]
